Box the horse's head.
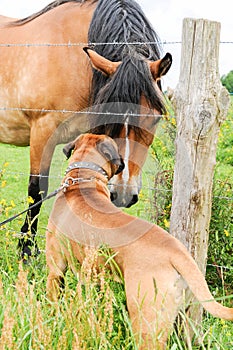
[108,109,160,208]
[84,48,172,207]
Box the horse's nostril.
[126,194,138,208]
[110,192,118,202]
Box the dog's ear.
[97,139,125,175]
[63,140,76,159]
[63,134,85,158]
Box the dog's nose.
[126,194,138,208]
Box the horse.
[0,0,172,259]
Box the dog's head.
[63,134,125,179]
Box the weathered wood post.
[170,18,230,328]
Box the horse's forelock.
[90,56,165,120]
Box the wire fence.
[0,38,232,275]
[0,106,168,119]
[0,41,182,47]
[0,39,233,119]
[1,168,233,202]
[0,37,232,181]
[0,107,233,122]
[1,222,233,274]
[0,40,232,48]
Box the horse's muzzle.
[110,192,138,208]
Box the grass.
[0,257,134,350]
[0,99,233,348]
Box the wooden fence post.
[169,18,230,330]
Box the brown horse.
[0,0,172,259]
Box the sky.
[0,0,232,89]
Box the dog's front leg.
[46,272,66,302]
[46,230,67,301]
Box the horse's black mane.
[88,0,166,138]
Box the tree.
[221,70,233,93]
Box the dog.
[46,133,233,349]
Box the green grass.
[0,100,233,349]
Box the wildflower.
[5,207,9,217]
[10,200,16,208]
[27,196,34,204]
[139,191,144,199]
[0,199,6,206]
[1,180,7,188]
[224,229,230,237]
[164,218,170,228]
[171,117,176,126]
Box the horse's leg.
[18,121,57,261]
[19,172,49,258]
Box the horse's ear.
[83,47,121,76]
[149,53,172,81]
[63,140,76,159]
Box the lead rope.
[0,182,69,228]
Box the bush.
[221,70,233,94]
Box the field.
[0,98,232,349]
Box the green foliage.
[206,98,233,295]
[221,70,233,93]
[207,177,233,293]
[216,99,233,166]
[0,254,134,350]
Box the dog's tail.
[171,242,233,320]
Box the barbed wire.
[0,226,232,272]
[0,41,182,48]
[0,171,63,179]
[0,226,46,239]
[0,106,232,122]
[207,263,233,271]
[1,169,232,201]
[0,106,166,119]
[0,40,232,48]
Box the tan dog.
[46,134,233,349]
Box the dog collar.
[65,161,108,179]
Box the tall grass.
[0,246,232,349]
[0,254,134,350]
